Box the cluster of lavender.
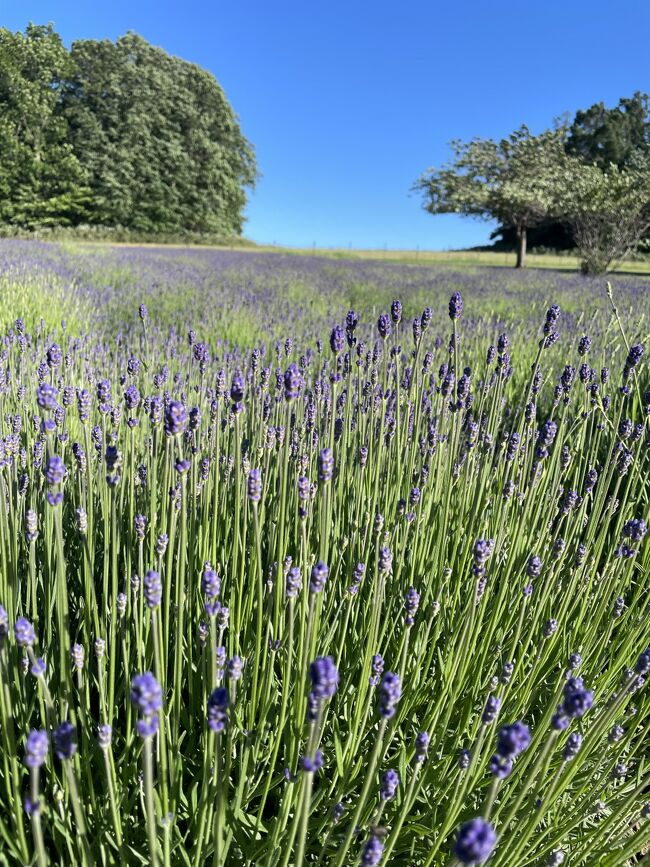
[0,253,648,867]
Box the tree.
[414,127,568,267]
[567,92,650,169]
[59,32,257,235]
[493,94,650,252]
[0,24,90,228]
[560,155,650,274]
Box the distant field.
[75,238,650,275]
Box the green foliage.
[559,153,650,274]
[60,32,256,234]
[0,26,256,235]
[567,91,650,169]
[415,127,569,266]
[0,24,91,229]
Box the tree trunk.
[515,226,527,268]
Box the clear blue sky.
[3,1,648,249]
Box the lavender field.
[0,240,649,866]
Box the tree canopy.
[414,127,568,267]
[0,24,90,228]
[416,94,650,272]
[0,26,256,235]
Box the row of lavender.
[0,256,648,865]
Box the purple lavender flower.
[14,617,35,648]
[25,730,49,768]
[0,605,7,642]
[37,383,58,412]
[230,373,245,410]
[489,753,513,778]
[202,564,221,616]
[318,448,334,482]
[449,291,464,321]
[301,751,324,773]
[635,648,650,676]
[53,722,77,760]
[207,687,229,732]
[330,325,345,354]
[309,657,339,700]
[562,678,594,719]
[284,363,302,400]
[226,656,243,681]
[143,570,162,609]
[361,835,384,866]
[377,313,391,339]
[391,299,402,324]
[310,561,329,593]
[164,400,187,436]
[378,672,401,718]
[563,732,582,761]
[415,731,430,762]
[482,695,500,724]
[370,654,384,687]
[454,817,497,864]
[44,455,65,486]
[131,672,162,738]
[378,546,393,574]
[247,468,262,503]
[404,587,420,626]
[496,721,531,758]
[286,566,302,598]
[97,724,113,751]
[380,768,399,800]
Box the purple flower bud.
[454,817,497,864]
[449,292,464,321]
[563,732,582,761]
[97,724,112,750]
[378,672,401,718]
[562,678,593,719]
[310,561,329,593]
[309,656,339,700]
[361,835,384,866]
[496,721,531,758]
[247,468,262,503]
[404,587,420,625]
[53,721,77,760]
[380,769,399,800]
[14,617,36,647]
[415,731,430,762]
[25,730,49,768]
[44,455,65,486]
[377,314,391,339]
[207,686,229,732]
[165,400,187,436]
[482,695,500,724]
[318,448,334,483]
[286,566,302,598]
[143,570,162,609]
[330,325,345,354]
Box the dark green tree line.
[0,25,256,235]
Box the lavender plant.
[0,246,648,866]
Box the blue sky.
[3,1,648,249]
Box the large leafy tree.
[495,93,650,251]
[560,154,650,274]
[59,32,257,234]
[567,91,650,169]
[414,127,568,267]
[0,24,90,228]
